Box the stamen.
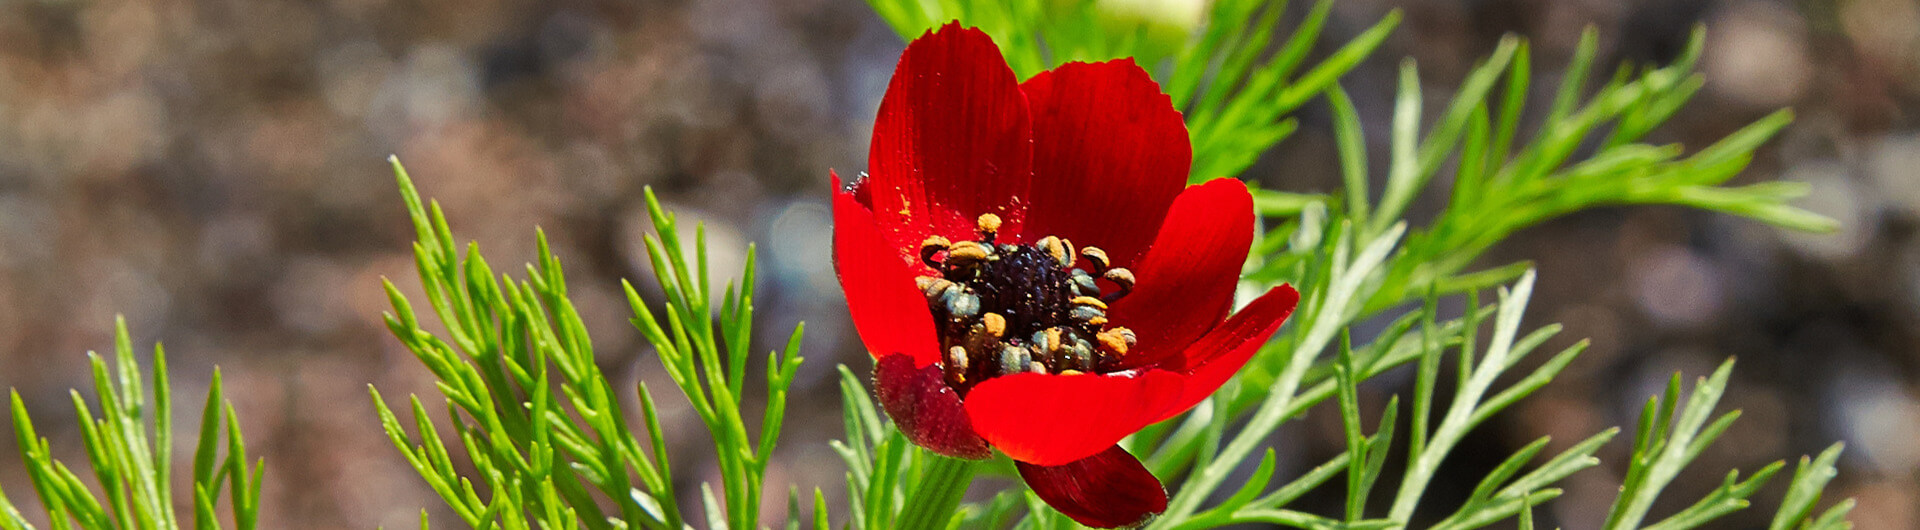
[1036,236,1071,268]
[998,344,1030,374]
[917,276,951,297]
[945,241,995,268]
[976,213,1003,241]
[920,236,951,268]
[1069,269,1100,298]
[912,226,1146,390]
[1069,305,1106,324]
[1080,247,1111,272]
[945,346,969,382]
[1069,296,1108,311]
[1095,327,1135,356]
[1066,336,1094,369]
[942,285,980,319]
[1029,328,1061,356]
[1102,268,1135,301]
[981,312,1007,339]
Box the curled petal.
[873,354,992,459]
[1016,445,1167,528]
[833,172,940,365]
[1152,285,1300,424]
[1020,59,1189,267]
[962,369,1183,466]
[1106,179,1255,368]
[869,23,1033,253]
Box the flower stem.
[896,453,976,529]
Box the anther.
[1069,269,1101,297]
[976,213,1002,242]
[942,287,980,319]
[1102,267,1136,301]
[923,278,957,299]
[945,346,969,382]
[917,276,953,297]
[920,236,951,268]
[998,344,1030,375]
[1059,369,1084,376]
[1028,362,1050,375]
[1080,247,1111,272]
[945,241,995,268]
[1037,236,1072,268]
[1029,329,1059,355]
[1069,296,1108,311]
[981,312,1006,339]
[1066,337,1094,369]
[1069,305,1106,324]
[1095,327,1135,356]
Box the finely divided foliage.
[0,0,1855,529]
[0,318,262,530]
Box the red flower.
[833,23,1300,528]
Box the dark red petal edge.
[1019,59,1189,268]
[873,354,992,459]
[1151,284,1301,425]
[833,171,941,365]
[962,369,1184,466]
[868,22,1034,253]
[1106,179,1255,368]
[1016,445,1167,529]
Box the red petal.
[1020,59,1189,268]
[962,370,1184,466]
[1151,285,1300,424]
[833,172,940,365]
[873,354,991,459]
[1106,179,1255,368]
[1016,445,1167,528]
[868,23,1033,255]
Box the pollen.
[913,218,1139,391]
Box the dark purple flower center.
[916,214,1138,392]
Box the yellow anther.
[1059,369,1084,376]
[1086,316,1108,326]
[1095,328,1133,355]
[920,235,952,267]
[976,213,1002,236]
[946,241,994,267]
[918,276,955,298]
[1069,296,1108,310]
[1037,236,1071,268]
[981,312,1006,338]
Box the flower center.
[915,214,1139,392]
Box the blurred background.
[0,0,1914,527]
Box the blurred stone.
[1829,364,1920,475]
[1630,246,1722,329]
[1778,160,1869,259]
[1706,1,1812,108]
[1867,133,1920,215]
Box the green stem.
[896,453,977,529]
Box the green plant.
[0,1,1858,528]
[0,318,261,530]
